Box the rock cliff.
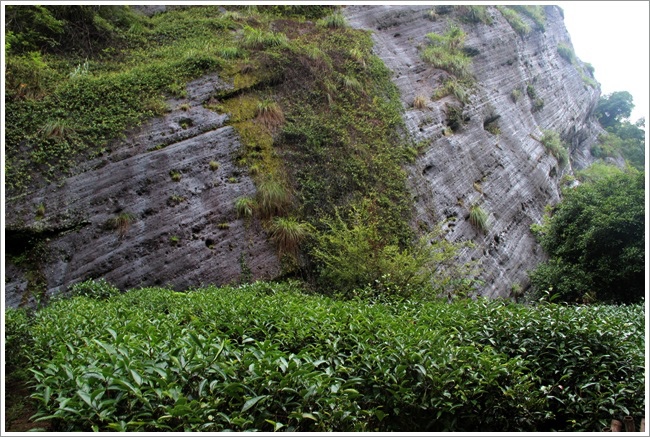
[4,5,603,306]
[344,5,602,298]
[5,74,281,307]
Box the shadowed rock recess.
[5,5,603,306]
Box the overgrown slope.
[5,5,429,306]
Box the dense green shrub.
[4,5,145,56]
[66,278,121,300]
[311,201,479,299]
[457,5,492,24]
[557,43,575,63]
[4,307,33,371]
[509,5,546,31]
[17,282,644,432]
[593,92,645,170]
[497,6,531,35]
[530,167,645,304]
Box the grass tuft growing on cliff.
[497,5,531,35]
[422,24,472,80]
[540,129,569,167]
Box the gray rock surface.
[5,74,281,307]
[4,6,604,306]
[344,5,602,298]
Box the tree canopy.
[595,91,634,128]
[592,92,645,170]
[530,167,645,304]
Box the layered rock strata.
[5,74,280,307]
[344,5,601,297]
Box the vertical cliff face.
[4,74,281,307]
[4,6,604,307]
[344,5,602,297]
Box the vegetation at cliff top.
[5,281,644,432]
[592,91,645,170]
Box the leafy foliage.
[456,5,492,24]
[67,278,121,300]
[497,6,531,35]
[509,5,546,31]
[556,43,575,63]
[4,307,33,371]
[593,92,645,170]
[595,91,634,128]
[14,282,645,432]
[311,201,478,299]
[4,5,145,56]
[530,167,645,304]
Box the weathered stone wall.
[4,5,604,306]
[5,74,281,307]
[344,5,602,298]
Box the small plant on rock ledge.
[469,204,489,233]
[413,95,427,109]
[170,170,182,182]
[35,202,45,220]
[107,212,136,238]
[510,88,522,103]
[235,196,255,219]
[269,217,312,259]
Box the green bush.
[4,5,145,56]
[256,177,292,219]
[317,12,347,29]
[530,167,644,304]
[241,26,288,49]
[457,5,492,24]
[469,204,489,232]
[235,196,255,219]
[421,24,472,80]
[22,282,645,432]
[509,5,546,31]
[311,201,477,299]
[557,43,575,63]
[4,307,33,371]
[497,6,531,35]
[269,217,312,258]
[67,278,121,300]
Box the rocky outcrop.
[5,5,604,307]
[344,5,602,298]
[5,74,281,307]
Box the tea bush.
[20,281,645,432]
